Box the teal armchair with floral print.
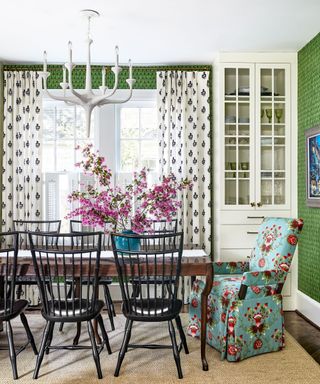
[187,217,304,361]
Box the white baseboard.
[296,290,320,327]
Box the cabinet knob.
[250,202,256,207]
[257,202,263,207]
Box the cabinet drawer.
[220,210,292,225]
[220,225,259,248]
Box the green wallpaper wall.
[298,33,320,303]
[3,64,212,89]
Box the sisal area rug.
[0,313,319,384]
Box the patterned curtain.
[157,71,211,253]
[2,71,42,231]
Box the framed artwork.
[306,125,320,207]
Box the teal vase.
[115,230,140,251]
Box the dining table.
[0,249,213,371]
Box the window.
[42,90,158,230]
[116,99,158,186]
[42,99,94,172]
[42,99,94,231]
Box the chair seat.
[43,299,104,322]
[123,298,182,321]
[0,299,28,321]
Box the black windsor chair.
[59,220,115,333]
[13,220,61,305]
[111,231,188,379]
[0,232,38,379]
[29,232,111,380]
[131,219,178,297]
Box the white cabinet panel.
[220,225,260,249]
[219,248,252,262]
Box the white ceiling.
[1,0,319,65]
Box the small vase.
[115,230,140,251]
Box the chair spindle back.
[29,232,102,319]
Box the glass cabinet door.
[223,65,254,207]
[256,65,289,208]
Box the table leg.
[200,263,213,371]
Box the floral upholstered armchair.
[187,217,304,361]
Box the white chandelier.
[42,9,135,137]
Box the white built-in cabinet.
[215,53,297,310]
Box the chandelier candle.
[41,9,135,137]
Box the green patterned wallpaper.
[298,33,320,303]
[3,64,212,89]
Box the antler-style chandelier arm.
[66,42,82,101]
[99,78,136,106]
[41,56,79,103]
[94,66,122,104]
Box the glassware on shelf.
[261,109,264,119]
[265,109,272,123]
[275,109,283,123]
[225,116,236,123]
[241,162,249,170]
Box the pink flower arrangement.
[66,145,192,233]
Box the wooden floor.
[284,311,320,364]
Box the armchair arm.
[242,270,286,286]
[214,261,249,275]
[238,270,286,299]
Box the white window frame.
[95,89,157,184]
[42,89,157,221]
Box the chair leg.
[104,283,116,317]
[20,312,38,355]
[124,319,132,353]
[33,321,52,379]
[175,315,189,354]
[6,321,18,380]
[103,284,115,331]
[87,320,103,379]
[114,319,133,377]
[45,322,55,355]
[73,322,81,346]
[59,284,73,332]
[58,322,64,332]
[168,320,183,379]
[96,315,112,354]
